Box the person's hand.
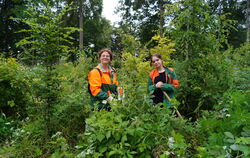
[155,81,164,88]
[106,95,114,103]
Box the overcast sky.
[102,0,121,24]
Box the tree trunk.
[79,0,84,50]
[247,0,250,43]
[159,0,164,37]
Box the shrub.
[76,84,195,157]
[196,90,250,157]
[0,58,31,119]
[175,52,234,119]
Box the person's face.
[151,56,163,68]
[100,51,111,65]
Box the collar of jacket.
[150,67,172,84]
[98,64,113,73]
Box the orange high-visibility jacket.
[88,64,120,107]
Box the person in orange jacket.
[148,54,179,106]
[88,48,122,109]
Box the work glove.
[106,95,114,103]
[101,96,113,105]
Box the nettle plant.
[76,83,194,158]
[196,90,250,157]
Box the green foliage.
[0,58,92,157]
[0,58,31,118]
[166,0,236,60]
[83,17,112,53]
[62,0,113,54]
[121,52,151,86]
[1,120,74,158]
[0,0,28,57]
[1,119,46,158]
[196,90,250,157]
[52,58,92,144]
[175,52,234,118]
[76,85,193,157]
[148,35,176,65]
[121,33,141,54]
[13,0,78,66]
[112,31,150,86]
[207,0,247,48]
[231,43,250,90]
[49,132,75,158]
[117,0,170,45]
[0,1,249,157]
[0,113,17,143]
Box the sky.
[102,0,121,25]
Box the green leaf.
[226,139,235,143]
[124,143,131,147]
[114,133,120,141]
[106,131,111,139]
[224,132,234,139]
[121,135,127,142]
[108,151,118,157]
[98,146,107,153]
[230,144,239,150]
[96,133,105,142]
[239,145,250,156]
[235,137,250,145]
[160,153,168,158]
[7,100,15,107]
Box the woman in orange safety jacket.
[88,48,121,109]
[147,54,179,106]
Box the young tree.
[166,0,236,118]
[207,0,247,47]
[166,0,234,60]
[15,1,78,66]
[14,0,78,137]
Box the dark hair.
[150,54,162,66]
[98,48,113,61]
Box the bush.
[0,58,31,119]
[76,82,196,157]
[175,52,234,119]
[196,90,250,157]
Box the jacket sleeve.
[88,69,109,100]
[161,83,174,92]
[147,76,156,92]
[161,70,178,92]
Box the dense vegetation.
[0,0,249,157]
